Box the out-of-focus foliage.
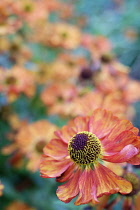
[0,0,140,209]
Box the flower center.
[35,140,46,154]
[5,76,17,85]
[123,172,140,196]
[68,131,101,166]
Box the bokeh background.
[0,0,140,209]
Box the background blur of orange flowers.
[0,0,140,209]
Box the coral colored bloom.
[40,109,140,205]
[0,66,35,102]
[5,201,35,210]
[121,172,140,210]
[41,83,79,116]
[71,90,129,119]
[3,120,57,172]
[102,171,140,210]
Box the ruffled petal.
[75,169,98,205]
[103,130,140,153]
[43,138,68,160]
[102,120,139,144]
[56,169,81,203]
[56,164,77,183]
[128,153,140,165]
[103,145,138,163]
[54,125,76,143]
[40,157,72,178]
[94,163,132,197]
[73,116,89,132]
[88,109,119,139]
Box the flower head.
[0,66,35,102]
[3,120,57,172]
[5,201,35,210]
[71,90,129,119]
[40,109,140,205]
[121,171,140,210]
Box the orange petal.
[103,145,138,163]
[56,168,81,203]
[73,116,89,132]
[55,125,76,143]
[43,138,68,160]
[40,157,72,178]
[56,164,76,183]
[75,169,98,205]
[94,163,132,197]
[103,130,140,153]
[128,153,140,165]
[88,109,119,139]
[103,120,139,143]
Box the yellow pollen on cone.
[68,131,101,166]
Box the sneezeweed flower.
[14,120,58,172]
[93,61,129,94]
[41,83,79,117]
[36,59,79,84]
[2,120,57,172]
[31,22,81,49]
[71,90,128,119]
[0,66,35,102]
[5,201,36,210]
[40,109,140,205]
[49,55,85,82]
[122,172,140,210]
[8,37,32,64]
[93,60,140,105]
[81,34,112,61]
[0,0,22,35]
[123,79,140,104]
[100,171,140,210]
[34,53,85,85]
[14,0,48,26]
[0,181,4,196]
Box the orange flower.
[2,120,57,172]
[14,120,57,172]
[40,109,140,205]
[71,90,128,119]
[35,57,80,84]
[81,34,112,61]
[123,79,140,103]
[41,83,79,116]
[31,22,81,49]
[122,172,140,210]
[0,66,35,102]
[0,0,22,35]
[8,36,32,64]
[0,181,4,196]
[103,171,140,210]
[5,201,35,210]
[93,61,129,94]
[14,0,48,26]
